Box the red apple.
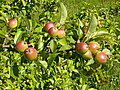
[82,50,93,59]
[8,19,17,28]
[57,28,65,38]
[24,47,37,60]
[45,21,55,31]
[75,42,88,54]
[48,27,58,37]
[89,41,100,54]
[16,40,28,52]
[95,51,107,64]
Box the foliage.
[0,0,120,90]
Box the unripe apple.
[75,42,88,54]
[15,40,28,52]
[57,28,65,38]
[82,50,93,59]
[8,19,17,28]
[48,27,58,37]
[45,22,55,31]
[24,47,37,60]
[89,41,100,54]
[95,51,107,64]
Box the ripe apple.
[82,50,93,59]
[24,47,37,60]
[8,19,17,28]
[89,41,100,54]
[95,51,107,64]
[48,27,58,37]
[75,42,88,54]
[45,21,55,31]
[57,28,65,38]
[15,40,28,52]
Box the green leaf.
[94,29,109,36]
[58,38,67,45]
[50,40,57,52]
[48,53,57,67]
[14,29,22,44]
[0,29,8,38]
[40,61,48,69]
[102,48,112,55]
[38,36,44,50]
[86,58,94,66]
[59,45,71,51]
[86,14,97,38]
[21,0,26,6]
[78,19,83,39]
[59,2,67,25]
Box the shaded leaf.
[50,39,57,52]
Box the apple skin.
[57,28,65,38]
[89,41,100,54]
[24,47,37,60]
[82,50,93,59]
[95,51,107,64]
[48,27,58,37]
[8,19,17,28]
[75,42,88,54]
[45,22,55,31]
[15,41,28,52]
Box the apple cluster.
[45,22,65,38]
[15,41,37,61]
[75,41,107,64]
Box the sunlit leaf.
[59,2,67,25]
[14,29,22,44]
[50,39,57,52]
[40,61,48,69]
[59,45,71,51]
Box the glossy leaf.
[50,39,57,52]
[59,45,71,51]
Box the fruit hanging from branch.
[24,47,38,60]
[57,28,65,38]
[15,40,28,52]
[45,22,55,31]
[95,51,107,64]
[8,18,17,28]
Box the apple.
[8,19,17,28]
[48,27,58,37]
[89,41,100,54]
[15,40,28,52]
[57,28,65,38]
[24,47,37,60]
[82,50,93,59]
[45,21,55,31]
[95,51,107,64]
[75,42,88,54]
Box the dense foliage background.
[0,0,120,90]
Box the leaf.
[58,38,67,45]
[40,61,48,69]
[86,58,94,66]
[59,2,67,25]
[14,29,22,44]
[38,36,44,50]
[48,53,58,67]
[0,29,8,38]
[86,14,97,38]
[78,19,83,39]
[59,45,71,51]
[21,0,26,6]
[102,48,112,55]
[50,40,57,52]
